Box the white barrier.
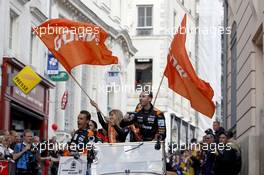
[58,156,87,175]
[91,142,165,175]
[58,142,166,175]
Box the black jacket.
[214,146,239,175]
[120,104,166,141]
[214,127,225,143]
[97,112,129,142]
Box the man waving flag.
[34,18,118,72]
[164,14,215,118]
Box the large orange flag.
[164,14,215,118]
[34,19,118,72]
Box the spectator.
[0,135,7,160]
[13,129,40,175]
[201,134,216,175]
[15,134,21,144]
[9,130,18,150]
[0,130,9,136]
[226,131,242,175]
[180,150,194,175]
[49,137,60,175]
[174,154,184,175]
[190,138,201,175]
[0,134,14,161]
[214,131,241,175]
[213,121,225,143]
[33,136,40,147]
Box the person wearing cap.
[201,133,216,175]
[214,131,241,175]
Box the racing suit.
[120,104,166,141]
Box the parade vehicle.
[58,141,166,175]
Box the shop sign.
[12,66,42,94]
[48,71,69,81]
[47,53,59,75]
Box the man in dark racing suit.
[120,91,166,141]
[68,110,99,175]
[70,110,92,147]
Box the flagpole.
[153,74,165,107]
[69,73,92,101]
[69,72,107,117]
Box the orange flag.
[34,19,118,72]
[164,14,215,118]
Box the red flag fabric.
[34,19,118,72]
[164,14,215,118]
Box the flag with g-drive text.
[164,14,215,118]
[34,18,118,73]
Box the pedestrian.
[13,129,40,175]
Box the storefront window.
[135,58,152,90]
[181,122,188,144]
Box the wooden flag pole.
[153,74,165,107]
[69,73,92,101]
[69,72,107,117]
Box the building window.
[190,126,195,140]
[9,10,18,50]
[181,122,188,144]
[230,22,237,131]
[137,5,153,36]
[30,28,38,65]
[171,115,181,145]
[135,58,152,90]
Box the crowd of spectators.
[166,121,242,175]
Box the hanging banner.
[61,91,68,110]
